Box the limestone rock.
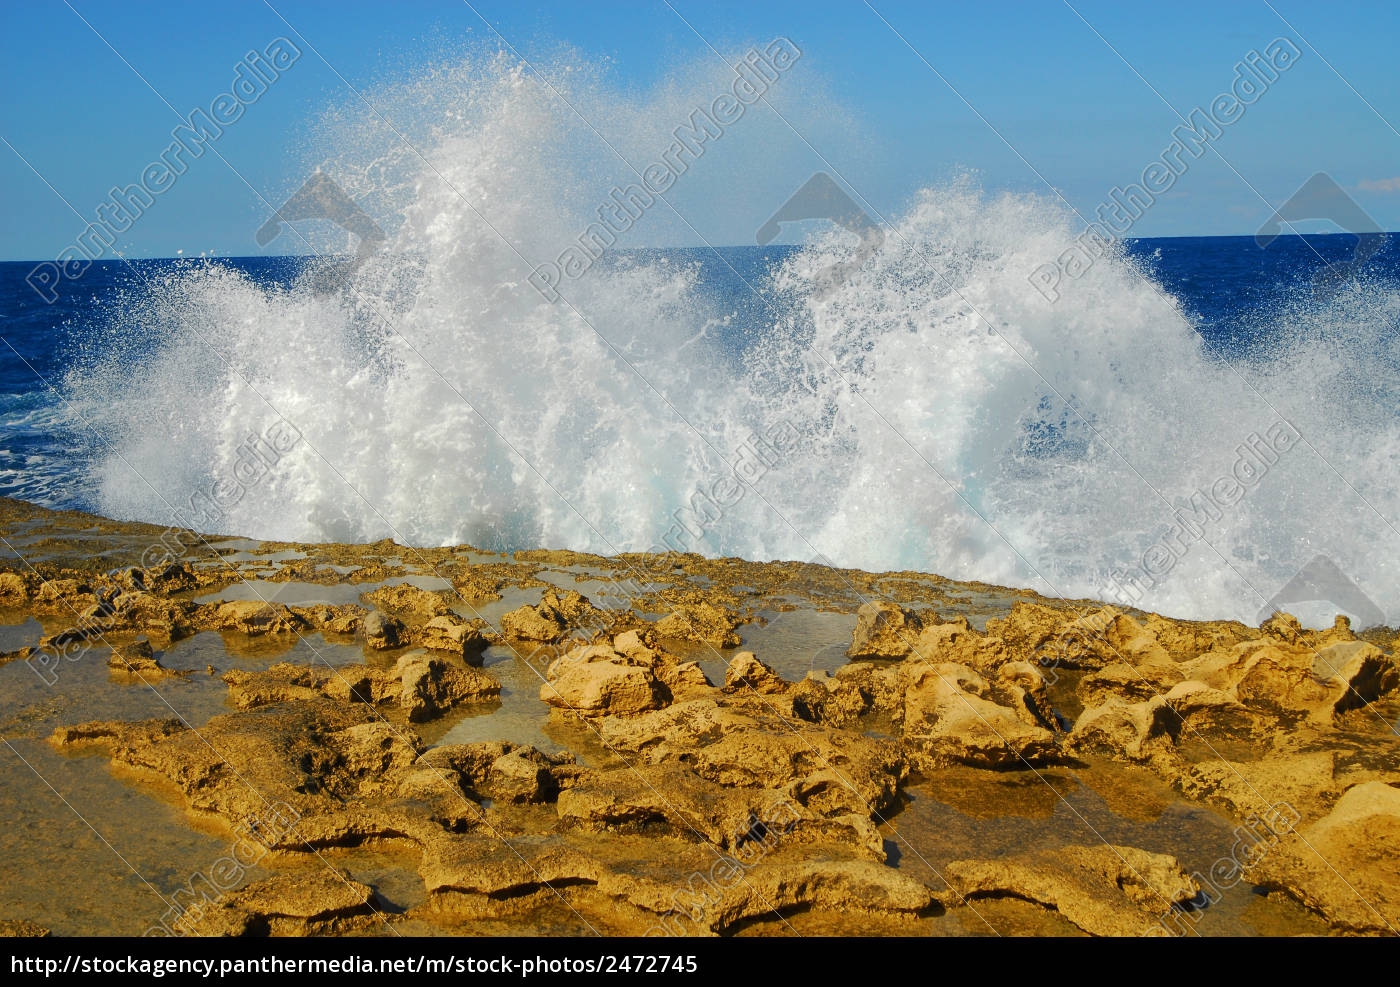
[987,604,1168,674]
[1182,637,1399,725]
[1068,696,1176,762]
[179,869,382,937]
[656,660,714,701]
[394,651,498,721]
[0,919,50,937]
[360,582,450,617]
[847,601,923,659]
[362,610,406,649]
[414,612,486,658]
[723,652,787,694]
[501,593,572,642]
[903,663,1059,769]
[1078,658,1184,709]
[48,702,481,849]
[943,844,1198,936]
[105,637,188,683]
[654,601,745,648]
[1162,680,1273,738]
[293,604,366,636]
[210,601,305,637]
[414,742,583,805]
[0,572,30,603]
[1177,752,1334,824]
[225,654,499,720]
[789,670,872,726]
[1246,781,1400,934]
[541,646,665,717]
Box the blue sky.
[2,0,1397,261]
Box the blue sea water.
[0,228,1397,625]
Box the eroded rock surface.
[7,497,1398,938]
[225,653,499,721]
[942,844,1199,936]
[1246,781,1400,934]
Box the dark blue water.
[0,233,1396,511]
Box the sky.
[1,0,1397,262]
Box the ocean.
[1,222,1397,629]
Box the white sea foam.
[61,49,1400,626]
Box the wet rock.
[360,583,450,618]
[49,703,477,848]
[142,562,213,595]
[981,602,1070,666]
[421,834,603,915]
[450,569,503,602]
[225,654,499,720]
[1260,611,1305,643]
[209,601,305,637]
[105,637,188,683]
[0,919,49,937]
[414,741,584,805]
[485,748,565,804]
[39,619,110,650]
[831,662,906,721]
[1181,637,1399,725]
[293,604,365,636]
[540,645,666,717]
[995,660,1058,728]
[181,869,383,937]
[658,850,935,936]
[557,762,882,857]
[108,592,197,639]
[395,652,496,721]
[0,572,30,603]
[723,652,787,694]
[0,646,35,668]
[1068,696,1176,761]
[414,612,486,659]
[847,601,924,659]
[690,727,903,818]
[362,610,406,649]
[501,594,570,642]
[1140,613,1253,661]
[911,618,1006,673]
[903,663,1059,769]
[654,601,744,648]
[1161,680,1273,739]
[1177,751,1335,824]
[656,660,714,701]
[612,629,656,661]
[1246,781,1400,934]
[422,830,932,935]
[942,844,1198,936]
[223,664,329,706]
[789,670,871,726]
[586,695,905,848]
[987,605,1167,673]
[1078,658,1184,709]
[33,577,96,614]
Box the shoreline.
[0,496,1396,937]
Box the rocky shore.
[0,497,1396,937]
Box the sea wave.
[53,47,1400,626]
